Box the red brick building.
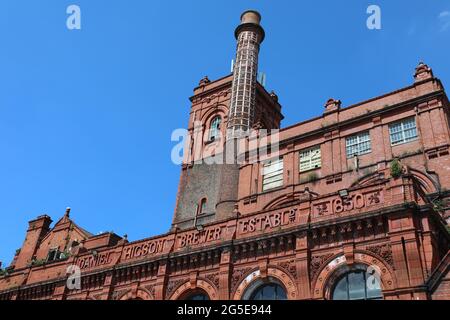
[0,10,449,301]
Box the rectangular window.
[346,131,371,158]
[262,158,283,191]
[389,117,418,146]
[299,146,321,172]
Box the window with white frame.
[262,158,283,191]
[389,117,418,146]
[346,131,371,158]
[299,146,321,172]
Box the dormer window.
[208,116,222,142]
[47,248,60,262]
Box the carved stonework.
[231,267,252,295]
[144,284,156,299]
[201,89,232,103]
[165,278,188,299]
[310,253,334,280]
[205,273,220,289]
[92,293,103,300]
[366,244,394,268]
[111,288,129,300]
[277,260,297,279]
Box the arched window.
[199,198,207,214]
[181,290,210,301]
[186,293,209,300]
[248,283,287,300]
[332,270,382,300]
[208,116,221,141]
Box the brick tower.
[172,11,282,230]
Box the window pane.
[389,117,417,145]
[389,123,402,134]
[332,276,349,300]
[250,283,287,300]
[300,146,321,172]
[263,284,275,299]
[263,180,283,191]
[332,270,383,300]
[404,128,417,140]
[391,132,403,145]
[200,199,207,213]
[209,116,221,140]
[346,132,371,157]
[186,293,209,300]
[348,271,366,300]
[263,158,283,191]
[366,275,383,299]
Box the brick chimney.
[13,215,52,269]
[216,10,266,219]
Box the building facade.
[0,10,449,301]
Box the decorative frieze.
[231,267,252,295]
[165,278,188,300]
[309,253,334,281]
[237,207,298,236]
[312,189,383,219]
[366,244,394,268]
[277,259,297,280]
[111,288,129,300]
[205,273,220,289]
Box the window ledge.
[390,137,418,147]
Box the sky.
[0,0,449,267]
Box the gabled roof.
[39,208,93,244]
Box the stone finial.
[199,76,211,86]
[414,61,434,83]
[118,234,129,246]
[64,207,71,218]
[324,98,341,114]
[270,90,279,102]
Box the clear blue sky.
[0,0,449,266]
